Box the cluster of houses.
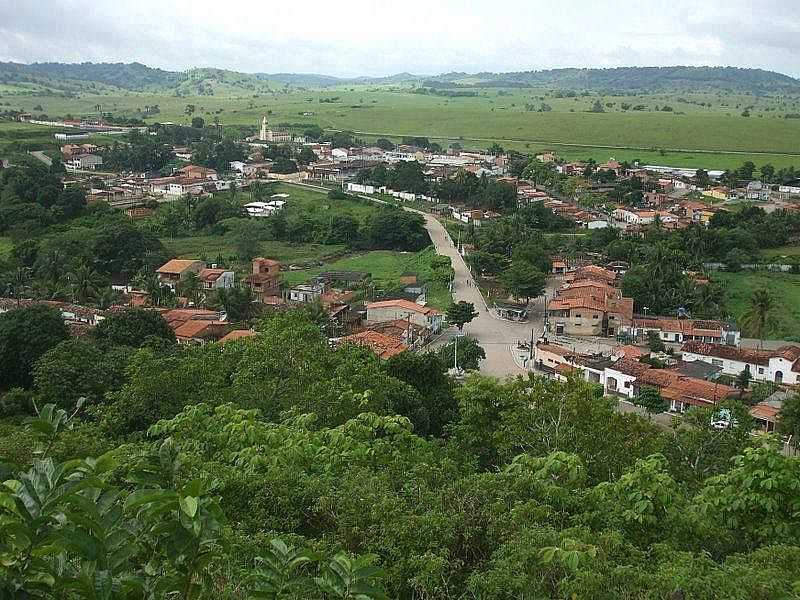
[133,255,446,358]
[546,264,634,337]
[533,334,800,433]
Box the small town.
[2,2,800,598]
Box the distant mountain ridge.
[1,61,798,94]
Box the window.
[758,367,765,375]
[592,314,599,319]
[624,381,631,388]
[575,313,582,318]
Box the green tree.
[436,335,485,371]
[741,288,777,349]
[447,301,479,331]
[647,330,665,353]
[0,305,69,390]
[92,307,176,347]
[736,365,752,398]
[191,115,205,129]
[633,386,667,419]
[297,146,317,165]
[697,441,800,547]
[33,338,131,409]
[498,260,546,303]
[214,286,257,323]
[777,393,800,450]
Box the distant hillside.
[1,62,798,95]
[431,66,800,93]
[0,61,185,92]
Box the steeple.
[260,116,268,141]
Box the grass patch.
[713,271,800,342]
[160,235,345,264]
[0,236,12,259]
[760,246,800,262]
[281,246,452,309]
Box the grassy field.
[713,271,800,342]
[3,84,800,170]
[760,246,800,262]
[281,247,452,309]
[160,236,346,265]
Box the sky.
[1,0,799,78]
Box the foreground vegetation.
[2,307,800,598]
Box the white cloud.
[0,0,798,77]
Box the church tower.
[259,116,268,141]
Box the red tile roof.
[157,259,203,275]
[680,341,773,366]
[174,319,226,340]
[367,299,442,316]
[340,330,408,359]
[219,330,256,344]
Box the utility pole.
[529,327,535,366]
[454,333,458,372]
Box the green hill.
[3,62,797,95]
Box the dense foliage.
[1,308,800,598]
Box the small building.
[366,299,444,333]
[289,282,325,303]
[244,258,281,301]
[680,342,800,385]
[338,330,408,360]
[175,165,218,180]
[198,267,235,290]
[156,259,205,289]
[65,153,103,172]
[219,330,257,344]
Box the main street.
[288,180,550,377]
[419,212,543,377]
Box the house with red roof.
[366,299,444,333]
[680,341,800,385]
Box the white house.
[289,283,324,303]
[366,299,444,333]
[680,342,800,385]
[65,153,103,172]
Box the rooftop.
[157,259,203,275]
[339,330,408,359]
[367,299,442,316]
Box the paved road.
[419,213,543,377]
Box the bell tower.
[259,116,268,141]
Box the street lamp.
[643,306,649,319]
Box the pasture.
[3,84,800,170]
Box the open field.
[760,246,800,262]
[713,271,800,342]
[281,247,452,309]
[3,84,800,170]
[160,236,346,265]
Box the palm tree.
[67,262,102,304]
[95,286,119,310]
[178,271,203,306]
[741,288,777,349]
